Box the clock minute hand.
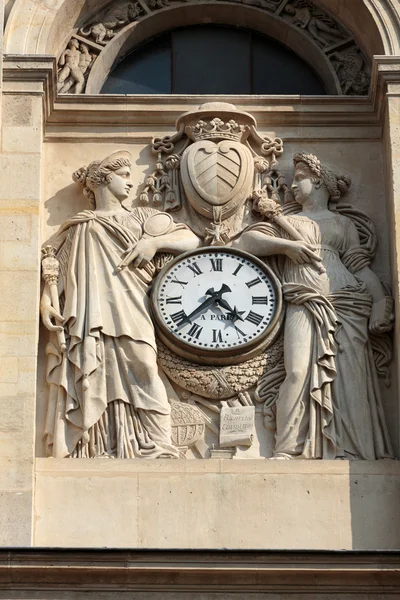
[180,296,215,326]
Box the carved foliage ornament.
[57,0,370,95]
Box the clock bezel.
[150,246,284,366]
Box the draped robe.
[44,207,186,458]
[250,213,393,460]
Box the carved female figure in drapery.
[236,153,394,460]
[41,151,200,458]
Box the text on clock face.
[157,252,277,350]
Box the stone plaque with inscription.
[219,406,255,448]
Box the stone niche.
[33,98,400,548]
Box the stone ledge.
[0,549,399,594]
[33,459,400,550]
[35,457,400,475]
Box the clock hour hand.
[216,297,245,322]
[228,306,246,323]
[177,284,232,327]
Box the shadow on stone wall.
[350,461,400,549]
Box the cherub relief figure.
[57,40,93,94]
[41,151,200,458]
[237,153,394,460]
[284,1,347,48]
[330,48,370,95]
[78,2,142,45]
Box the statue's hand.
[284,240,322,266]
[40,292,64,333]
[118,237,158,271]
[369,317,394,334]
[369,297,394,334]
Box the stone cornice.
[0,549,399,593]
[4,54,400,139]
[2,55,57,121]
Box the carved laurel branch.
[157,336,284,400]
[59,0,370,95]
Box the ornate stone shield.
[181,140,254,219]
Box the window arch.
[101,25,326,95]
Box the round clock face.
[151,247,282,365]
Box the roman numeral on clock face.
[210,258,223,271]
[235,326,246,338]
[252,296,268,305]
[246,277,261,288]
[245,311,263,326]
[212,329,223,343]
[170,310,187,325]
[166,296,182,304]
[188,262,202,276]
[170,277,188,287]
[232,264,243,276]
[187,323,203,339]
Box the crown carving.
[187,118,249,143]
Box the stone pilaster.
[374,56,400,453]
[0,57,54,545]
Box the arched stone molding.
[4,0,399,60]
[85,2,345,95]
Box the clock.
[151,247,283,365]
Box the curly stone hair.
[72,152,131,209]
[293,152,351,203]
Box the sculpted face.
[291,163,317,205]
[107,166,133,201]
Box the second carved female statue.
[237,153,394,460]
[41,151,200,458]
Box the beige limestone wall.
[34,459,400,549]
[0,86,43,545]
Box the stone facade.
[2,0,400,595]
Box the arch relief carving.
[54,0,371,96]
[5,0,399,60]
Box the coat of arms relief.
[41,103,395,461]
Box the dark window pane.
[100,25,327,95]
[172,26,250,94]
[252,32,325,94]
[101,35,171,94]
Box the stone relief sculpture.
[56,0,370,95]
[57,39,94,95]
[283,0,348,48]
[41,151,200,458]
[41,104,395,461]
[329,47,370,96]
[78,2,143,45]
[237,153,394,460]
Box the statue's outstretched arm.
[233,229,321,265]
[119,229,200,271]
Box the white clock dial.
[151,248,282,364]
